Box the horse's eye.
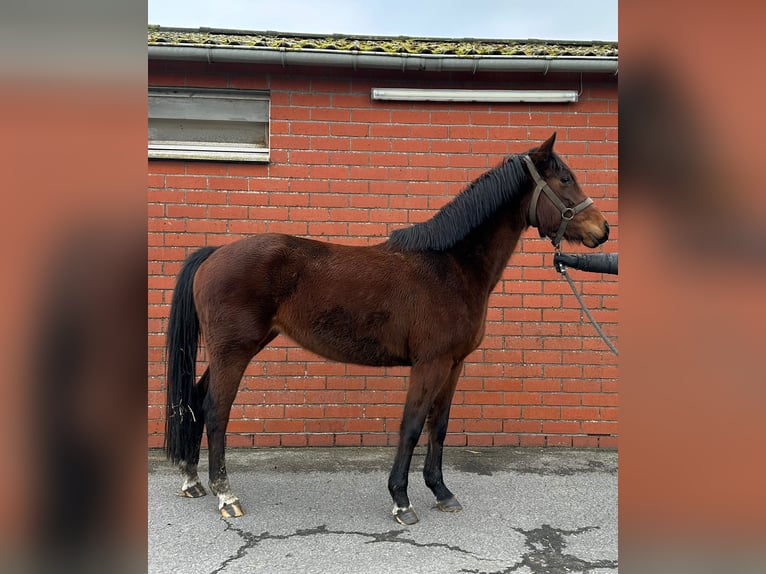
[560,175,573,185]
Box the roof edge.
[148,45,618,75]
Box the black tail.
[164,246,218,464]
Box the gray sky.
[148,0,617,41]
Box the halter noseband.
[522,155,593,248]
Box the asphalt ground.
[148,447,617,574]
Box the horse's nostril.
[603,221,610,239]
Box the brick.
[465,419,502,433]
[346,419,385,432]
[391,139,430,153]
[463,391,503,405]
[546,436,573,447]
[351,109,391,123]
[451,405,482,419]
[431,111,470,124]
[520,435,546,447]
[471,111,509,126]
[228,220,268,234]
[391,110,430,124]
[165,175,205,189]
[292,93,331,107]
[335,434,362,446]
[330,123,369,137]
[561,407,600,420]
[586,142,618,155]
[264,419,304,433]
[243,404,284,419]
[149,161,184,175]
[290,122,330,136]
[509,112,549,126]
[448,155,489,168]
[370,124,410,138]
[450,126,488,139]
[588,113,618,127]
[253,435,281,447]
[408,125,449,139]
[503,392,541,405]
[186,191,228,205]
[328,208,369,222]
[432,139,471,154]
[332,94,371,108]
[362,434,389,446]
[504,420,542,433]
[493,435,520,447]
[542,393,582,406]
[467,435,494,447]
[543,421,581,434]
[482,406,522,419]
[227,420,265,434]
[522,379,561,392]
[550,113,588,127]
[581,394,618,407]
[522,406,560,420]
[310,79,351,93]
[488,126,528,140]
[308,434,336,447]
[185,162,227,175]
[285,405,325,418]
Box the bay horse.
[164,133,610,525]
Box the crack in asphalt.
[210,520,488,573]
[461,524,618,574]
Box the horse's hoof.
[393,505,419,525]
[436,496,462,513]
[179,483,207,498]
[220,500,244,518]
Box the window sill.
[148,149,270,163]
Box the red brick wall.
[148,61,618,449]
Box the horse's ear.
[530,132,557,164]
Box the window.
[148,87,269,162]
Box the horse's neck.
[449,206,525,294]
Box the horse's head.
[522,133,610,248]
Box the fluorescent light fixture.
[371,88,578,103]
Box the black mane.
[388,154,529,251]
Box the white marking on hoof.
[182,476,202,491]
[218,492,239,509]
[392,504,414,516]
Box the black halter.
[522,155,593,248]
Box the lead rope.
[555,251,619,356]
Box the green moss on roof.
[147,27,617,58]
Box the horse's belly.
[274,306,410,368]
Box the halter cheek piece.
[522,155,593,248]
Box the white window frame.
[148,87,270,162]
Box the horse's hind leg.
[205,329,278,518]
[203,352,252,518]
[178,369,209,498]
[423,361,464,513]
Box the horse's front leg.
[423,360,464,513]
[388,359,453,525]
